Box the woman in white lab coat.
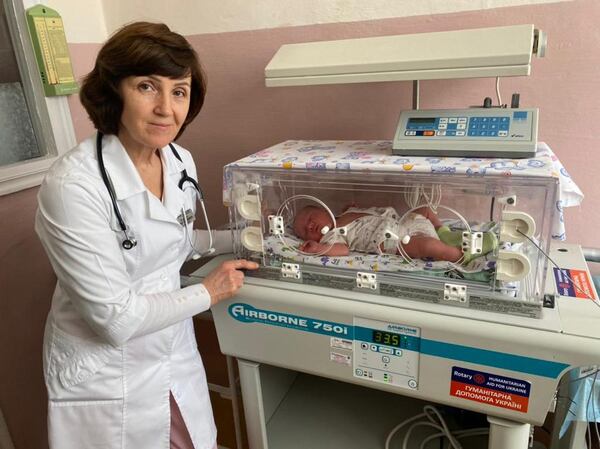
[35,22,257,449]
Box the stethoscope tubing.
[96,132,214,256]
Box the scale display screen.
[408,117,435,125]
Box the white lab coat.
[35,134,232,449]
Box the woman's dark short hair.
[80,22,205,139]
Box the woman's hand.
[202,259,259,306]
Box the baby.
[293,205,495,263]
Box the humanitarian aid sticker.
[450,367,530,413]
[553,268,597,300]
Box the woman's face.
[118,74,191,153]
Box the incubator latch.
[281,263,301,280]
[268,215,284,235]
[356,272,377,290]
[443,283,467,303]
[461,231,483,255]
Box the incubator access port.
[500,211,536,243]
[496,250,531,282]
[236,194,261,220]
[241,226,263,252]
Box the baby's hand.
[299,240,324,253]
[342,202,358,212]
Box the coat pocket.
[48,398,123,449]
[46,324,120,392]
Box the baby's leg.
[402,235,462,262]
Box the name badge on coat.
[177,208,195,226]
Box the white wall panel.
[100,0,569,37]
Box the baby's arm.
[300,240,350,256]
[412,207,443,229]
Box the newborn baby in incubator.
[293,205,497,263]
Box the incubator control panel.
[392,108,538,158]
[353,317,420,390]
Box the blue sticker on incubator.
[450,366,531,413]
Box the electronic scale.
[392,108,539,158]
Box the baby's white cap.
[320,226,330,235]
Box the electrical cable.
[570,369,600,384]
[420,429,489,449]
[385,405,488,449]
[587,370,599,448]
[385,411,428,449]
[495,77,502,107]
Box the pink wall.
[1,1,599,447]
[0,187,55,449]
[68,0,600,246]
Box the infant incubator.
[224,140,580,319]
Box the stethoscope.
[96,132,214,259]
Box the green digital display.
[372,330,404,347]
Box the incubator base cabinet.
[190,243,600,449]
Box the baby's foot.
[437,226,498,264]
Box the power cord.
[384,405,488,449]
[495,77,502,107]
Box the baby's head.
[293,205,333,242]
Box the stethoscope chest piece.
[122,238,137,250]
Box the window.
[0,0,75,195]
